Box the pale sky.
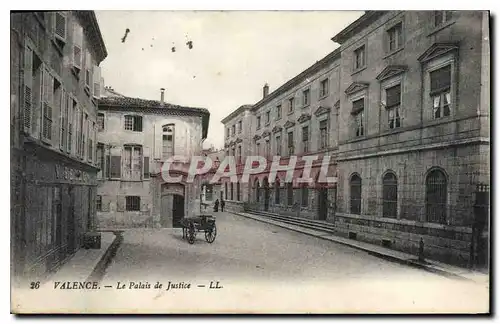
[95,11,364,149]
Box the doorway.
[318,188,328,221]
[263,177,270,211]
[172,194,185,228]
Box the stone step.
[245,210,337,233]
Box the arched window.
[286,183,293,206]
[350,174,362,215]
[224,182,228,200]
[230,182,234,201]
[426,169,447,223]
[274,179,281,204]
[236,181,240,201]
[382,172,398,218]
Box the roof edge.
[331,11,388,44]
[220,104,253,124]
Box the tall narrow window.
[162,124,175,160]
[257,116,261,129]
[237,145,242,163]
[319,120,328,149]
[97,113,104,131]
[232,124,235,135]
[123,145,142,180]
[287,131,294,155]
[256,142,260,156]
[430,65,451,119]
[274,180,280,204]
[320,79,329,97]
[382,172,398,218]
[386,84,401,128]
[354,45,366,70]
[276,104,282,119]
[97,143,104,178]
[352,98,364,137]
[426,169,447,223]
[387,23,403,52]
[286,183,293,206]
[301,185,308,207]
[266,111,270,124]
[265,140,270,159]
[224,182,228,200]
[238,120,242,133]
[350,174,362,215]
[302,89,310,106]
[236,182,241,201]
[302,126,309,153]
[230,183,234,201]
[96,195,102,212]
[275,135,281,156]
[255,180,260,202]
[288,97,294,113]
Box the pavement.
[232,211,489,285]
[13,212,489,313]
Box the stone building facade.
[10,11,107,281]
[222,11,490,266]
[332,11,490,266]
[96,89,210,228]
[221,51,340,219]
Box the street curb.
[86,231,124,283]
[233,212,476,282]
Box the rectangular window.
[354,45,366,70]
[59,89,67,150]
[96,195,102,212]
[387,23,403,52]
[238,120,242,133]
[434,11,452,27]
[226,128,229,138]
[275,135,281,156]
[110,154,121,179]
[257,116,261,129]
[288,97,294,112]
[232,124,235,135]
[256,142,260,156]
[320,79,329,98]
[266,111,270,124]
[287,131,294,155]
[237,145,242,163]
[386,84,401,129]
[124,145,143,180]
[302,89,310,106]
[97,113,104,131]
[124,115,142,131]
[302,126,309,153]
[430,65,451,119]
[265,140,270,158]
[276,104,282,119]
[354,111,364,137]
[319,120,328,149]
[125,196,140,211]
[162,124,175,160]
[97,143,104,178]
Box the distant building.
[96,88,210,228]
[200,148,225,205]
[11,11,107,281]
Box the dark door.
[318,188,328,220]
[263,179,270,211]
[67,186,76,255]
[172,194,185,228]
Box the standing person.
[214,199,219,212]
[220,198,225,212]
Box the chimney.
[160,88,165,103]
[263,83,269,98]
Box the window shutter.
[101,195,110,212]
[42,67,54,141]
[143,156,150,179]
[386,84,401,108]
[110,150,122,179]
[53,12,67,42]
[105,154,111,178]
[93,65,101,98]
[23,43,33,133]
[116,196,125,212]
[72,23,83,69]
[59,88,66,149]
[85,50,92,90]
[430,65,451,94]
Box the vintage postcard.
[10,10,490,314]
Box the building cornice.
[221,104,253,124]
[331,11,389,45]
[250,49,341,112]
[75,11,108,64]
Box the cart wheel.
[187,224,196,244]
[205,224,217,243]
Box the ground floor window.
[301,186,308,207]
[287,183,293,206]
[126,196,141,211]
